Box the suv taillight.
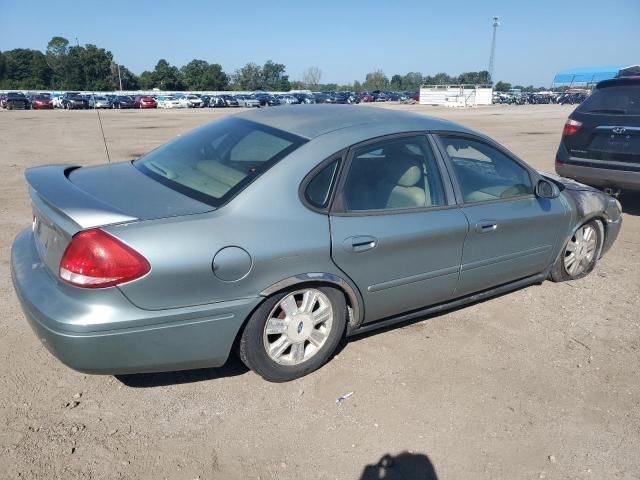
[563,118,583,136]
[59,229,150,288]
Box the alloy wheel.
[564,224,598,276]
[262,289,334,366]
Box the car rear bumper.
[556,159,640,192]
[11,228,261,374]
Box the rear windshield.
[135,117,306,207]
[578,85,640,115]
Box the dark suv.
[556,76,640,193]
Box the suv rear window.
[135,117,306,207]
[578,85,640,115]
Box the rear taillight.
[59,229,150,288]
[563,118,582,136]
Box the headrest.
[396,164,422,187]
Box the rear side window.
[578,86,640,115]
[305,160,339,209]
[341,136,446,212]
[440,136,533,203]
[135,118,306,207]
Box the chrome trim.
[260,273,363,327]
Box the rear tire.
[239,286,347,382]
[550,219,603,282]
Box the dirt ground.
[1,104,639,480]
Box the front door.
[435,134,569,297]
[329,134,469,323]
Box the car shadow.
[620,191,640,216]
[115,354,249,388]
[359,452,438,480]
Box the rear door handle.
[476,221,498,233]
[344,235,378,253]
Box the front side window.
[341,136,446,212]
[135,118,306,207]
[439,136,533,203]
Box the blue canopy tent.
[552,66,624,87]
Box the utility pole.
[117,64,123,91]
[488,16,499,85]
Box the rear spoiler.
[26,165,138,229]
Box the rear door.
[328,134,469,323]
[435,134,568,297]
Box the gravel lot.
[1,104,639,480]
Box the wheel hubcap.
[263,289,333,366]
[564,225,597,276]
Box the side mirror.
[535,178,560,199]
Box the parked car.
[358,92,375,103]
[133,96,158,109]
[292,93,316,104]
[220,94,239,107]
[556,75,640,193]
[254,93,281,107]
[5,92,31,110]
[277,95,300,105]
[30,95,54,110]
[177,94,204,108]
[111,95,135,109]
[11,106,622,382]
[236,94,261,108]
[61,93,89,110]
[313,93,331,104]
[156,95,183,109]
[89,95,112,109]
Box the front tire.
[550,219,603,282]
[239,286,347,382]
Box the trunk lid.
[27,162,213,275]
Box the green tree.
[0,52,6,83]
[402,72,423,90]
[111,64,139,90]
[138,70,154,89]
[390,74,403,90]
[1,49,52,89]
[363,69,388,90]
[261,60,290,91]
[150,59,184,90]
[494,81,511,92]
[233,62,263,90]
[181,59,228,90]
[80,44,114,90]
[46,36,70,88]
[353,80,362,93]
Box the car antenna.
[95,105,111,163]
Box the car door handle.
[344,236,378,253]
[476,221,498,233]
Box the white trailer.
[419,85,493,107]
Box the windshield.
[578,86,640,116]
[135,117,306,207]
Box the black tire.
[239,285,347,382]
[550,219,603,282]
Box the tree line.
[1,36,500,92]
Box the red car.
[31,95,54,110]
[134,96,158,109]
[358,93,375,103]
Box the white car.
[177,94,204,108]
[156,95,183,109]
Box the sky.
[1,0,638,87]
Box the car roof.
[597,76,640,89]
[236,104,474,139]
